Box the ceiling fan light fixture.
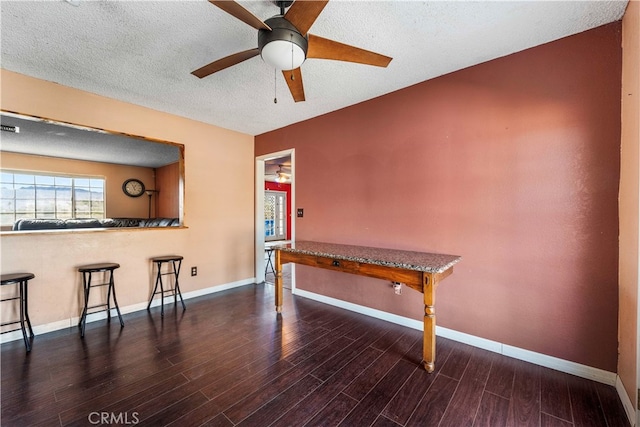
[259,16,308,71]
[262,40,306,70]
[274,165,289,183]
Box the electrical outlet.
[191,266,197,276]
[297,208,304,217]
[393,282,403,295]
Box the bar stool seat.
[147,255,185,316]
[1,272,35,352]
[78,263,124,337]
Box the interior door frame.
[255,148,295,286]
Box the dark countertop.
[275,241,461,273]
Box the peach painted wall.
[0,151,154,219]
[619,0,640,412]
[256,23,622,371]
[0,70,255,328]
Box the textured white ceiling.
[0,0,628,136]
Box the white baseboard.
[293,288,618,388]
[178,277,256,300]
[0,277,256,343]
[616,376,637,427]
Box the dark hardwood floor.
[1,283,630,426]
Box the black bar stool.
[147,255,185,317]
[1,273,35,352]
[265,248,276,277]
[78,263,124,337]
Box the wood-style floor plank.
[342,332,418,401]
[438,347,494,426]
[540,366,572,423]
[306,392,358,427]
[381,366,435,425]
[438,340,475,380]
[339,359,416,426]
[373,415,403,427]
[0,283,631,427]
[473,392,510,427]
[594,380,633,427]
[270,346,382,427]
[222,365,308,424]
[506,359,541,426]
[141,391,210,426]
[406,373,459,427]
[234,374,321,427]
[567,374,610,427]
[484,351,517,399]
[59,372,189,425]
[541,413,574,427]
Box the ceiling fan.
[192,0,392,103]
[266,164,291,182]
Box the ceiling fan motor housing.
[259,16,308,70]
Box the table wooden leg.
[422,272,436,373]
[275,249,283,313]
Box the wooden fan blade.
[209,1,271,31]
[192,48,260,78]
[307,34,392,67]
[284,0,328,35]
[282,68,305,102]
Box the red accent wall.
[256,23,622,371]
[265,181,292,240]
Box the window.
[0,171,105,227]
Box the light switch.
[297,208,304,218]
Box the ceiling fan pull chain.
[274,68,278,104]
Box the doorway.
[255,149,295,288]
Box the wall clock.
[122,178,145,198]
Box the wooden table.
[274,241,461,372]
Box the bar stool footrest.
[1,321,22,329]
[77,263,123,337]
[147,256,186,317]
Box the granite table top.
[275,241,461,274]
